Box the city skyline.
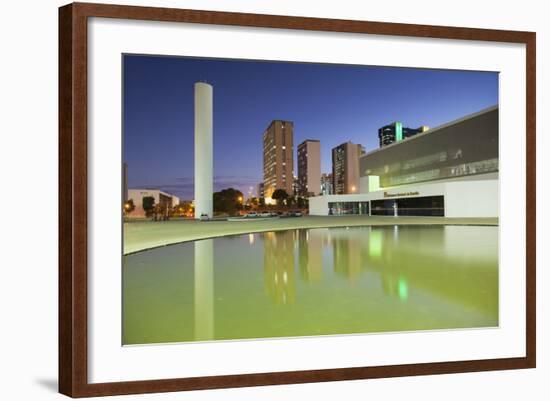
[124,54,498,199]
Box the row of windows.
[385,158,498,187]
[361,108,499,188]
[328,202,369,215]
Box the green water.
[123,225,498,345]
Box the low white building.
[127,188,180,217]
[309,173,498,218]
[309,106,499,218]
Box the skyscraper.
[262,120,294,200]
[297,139,321,196]
[332,141,365,194]
[378,122,429,147]
[257,182,265,198]
[320,173,333,195]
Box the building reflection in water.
[331,227,365,281]
[194,239,214,340]
[258,224,493,312]
[369,226,410,301]
[263,230,296,304]
[366,225,479,304]
[381,274,409,302]
[298,229,323,283]
[368,227,383,259]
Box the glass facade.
[363,107,498,188]
[328,201,369,215]
[371,196,444,216]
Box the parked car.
[246,212,258,218]
[290,210,303,217]
[269,212,279,217]
[259,211,271,217]
[199,213,210,221]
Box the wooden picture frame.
[59,2,536,397]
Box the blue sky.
[124,55,498,199]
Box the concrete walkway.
[123,215,498,255]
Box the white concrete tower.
[194,82,213,218]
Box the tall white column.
[194,82,213,218]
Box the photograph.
[121,55,499,345]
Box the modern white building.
[309,106,499,218]
[127,189,180,217]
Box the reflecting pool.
[123,225,498,345]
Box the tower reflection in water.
[194,239,214,340]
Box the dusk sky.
[124,54,498,200]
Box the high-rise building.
[292,175,299,196]
[297,139,321,196]
[262,120,294,200]
[320,173,333,195]
[332,141,365,194]
[378,122,429,147]
[257,182,264,198]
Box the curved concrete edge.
[123,216,498,256]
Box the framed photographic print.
[59,2,536,397]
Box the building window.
[328,202,369,216]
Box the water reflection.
[381,274,409,302]
[194,239,214,340]
[332,227,365,281]
[263,231,296,304]
[298,229,323,283]
[123,225,498,345]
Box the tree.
[271,189,289,207]
[287,195,297,207]
[153,203,170,221]
[213,188,244,215]
[297,196,308,209]
[175,201,194,217]
[123,199,135,216]
[259,197,266,207]
[142,196,155,218]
